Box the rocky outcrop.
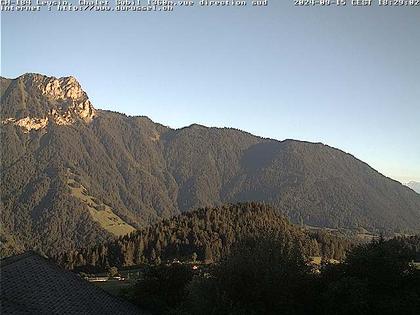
[1,117,49,132]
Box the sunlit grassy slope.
[67,170,136,237]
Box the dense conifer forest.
[55,203,353,271]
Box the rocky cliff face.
[1,74,95,132]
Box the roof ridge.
[0,250,41,267]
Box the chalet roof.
[1,251,143,314]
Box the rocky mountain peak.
[40,76,85,101]
[1,73,96,132]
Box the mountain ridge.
[406,181,420,194]
[1,73,420,256]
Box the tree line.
[54,203,353,272]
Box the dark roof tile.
[1,252,144,315]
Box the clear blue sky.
[1,3,419,182]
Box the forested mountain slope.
[1,73,420,255]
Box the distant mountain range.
[1,74,420,255]
[406,182,420,194]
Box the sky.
[1,2,419,183]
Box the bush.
[132,264,193,314]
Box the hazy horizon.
[2,3,419,183]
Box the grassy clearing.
[93,280,136,296]
[66,169,136,237]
